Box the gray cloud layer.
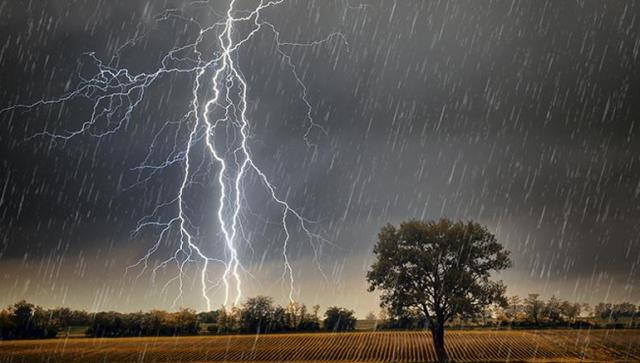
[1,0,639,312]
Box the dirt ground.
[1,329,639,362]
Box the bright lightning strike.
[0,0,350,310]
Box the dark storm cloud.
[1,0,639,311]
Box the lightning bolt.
[1,0,352,310]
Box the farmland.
[1,329,639,362]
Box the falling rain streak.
[0,1,639,315]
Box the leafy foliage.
[367,219,512,362]
[595,302,638,322]
[523,294,545,324]
[0,301,59,339]
[210,297,321,334]
[323,307,357,331]
[86,308,199,337]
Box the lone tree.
[367,219,511,362]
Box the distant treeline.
[2,294,638,340]
[0,301,59,339]
[379,294,639,330]
[0,296,356,340]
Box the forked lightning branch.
[0,0,346,310]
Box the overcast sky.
[1,0,639,315]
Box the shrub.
[86,309,200,337]
[0,301,60,339]
[323,307,356,332]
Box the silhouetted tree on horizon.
[367,219,512,362]
[524,294,545,325]
[323,307,356,332]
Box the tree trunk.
[431,322,449,362]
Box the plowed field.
[1,329,639,362]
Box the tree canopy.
[367,219,511,362]
[323,307,357,332]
